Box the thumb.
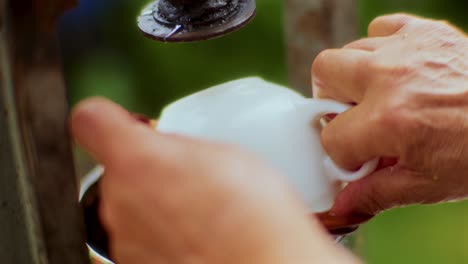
[331,166,430,217]
[70,97,155,165]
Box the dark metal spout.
[138,0,256,42]
[169,0,209,7]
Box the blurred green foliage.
[60,1,468,263]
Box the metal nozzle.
[138,0,256,42]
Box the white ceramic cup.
[157,77,379,212]
[80,77,379,263]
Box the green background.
[59,1,468,263]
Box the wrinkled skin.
[312,14,468,218]
[71,98,358,264]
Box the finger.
[343,37,392,51]
[368,13,419,37]
[330,166,432,216]
[321,103,399,170]
[70,97,155,165]
[312,49,371,103]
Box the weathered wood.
[0,0,90,263]
[285,0,358,95]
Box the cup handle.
[324,156,379,182]
[302,99,379,182]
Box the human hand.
[312,14,468,218]
[71,98,359,264]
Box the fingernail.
[131,113,158,129]
[132,113,151,124]
[312,78,324,98]
[315,211,374,231]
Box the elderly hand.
[312,14,468,218]
[71,98,359,264]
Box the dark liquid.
[81,181,112,261]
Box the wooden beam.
[0,0,90,263]
[285,0,358,96]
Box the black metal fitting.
[138,0,256,42]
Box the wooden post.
[285,0,358,96]
[0,0,90,263]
